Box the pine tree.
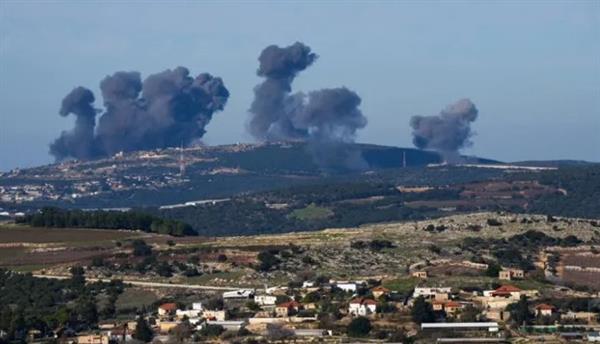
[133,316,153,342]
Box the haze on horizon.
[0,1,599,171]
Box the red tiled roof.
[277,301,301,309]
[159,303,177,311]
[372,286,390,292]
[535,303,555,310]
[495,284,521,292]
[444,301,462,308]
[350,297,377,306]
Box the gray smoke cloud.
[50,87,99,160]
[248,42,367,144]
[410,98,478,162]
[50,67,229,161]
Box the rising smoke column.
[50,87,99,160]
[410,98,478,162]
[50,67,229,160]
[248,42,367,145]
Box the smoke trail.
[410,98,478,162]
[248,42,368,169]
[49,87,98,160]
[50,67,229,160]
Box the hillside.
[0,142,498,210]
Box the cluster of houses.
[67,277,600,343]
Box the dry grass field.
[1,212,598,290]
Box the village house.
[372,286,390,299]
[223,289,254,300]
[413,287,452,299]
[275,301,302,317]
[432,301,466,315]
[348,298,378,316]
[488,284,522,298]
[334,281,359,293]
[535,303,556,317]
[176,308,202,319]
[202,309,227,321]
[157,321,179,334]
[561,311,597,323]
[302,281,316,288]
[499,268,525,280]
[588,332,600,342]
[205,320,247,331]
[411,271,428,279]
[157,303,178,317]
[254,294,277,306]
[76,334,109,344]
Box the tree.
[70,266,86,291]
[507,296,534,326]
[172,321,193,343]
[132,240,152,256]
[459,304,480,322]
[485,262,501,277]
[75,295,98,325]
[266,323,294,341]
[347,316,371,337]
[199,324,224,337]
[257,250,280,271]
[411,296,435,324]
[133,316,154,342]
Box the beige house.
[499,268,524,280]
[412,271,428,279]
[158,321,180,333]
[562,311,597,322]
[202,309,227,321]
[275,301,302,317]
[77,334,109,344]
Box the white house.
[588,332,600,342]
[176,309,202,319]
[333,281,359,293]
[413,287,452,299]
[223,289,255,299]
[205,320,247,331]
[254,294,277,306]
[302,281,315,288]
[348,298,377,316]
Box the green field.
[289,203,334,221]
[0,224,142,244]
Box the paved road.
[33,274,241,291]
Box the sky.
[0,1,599,171]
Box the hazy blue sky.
[1,1,599,171]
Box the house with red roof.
[490,285,522,298]
[275,300,302,317]
[348,297,378,316]
[535,303,556,317]
[372,286,390,299]
[158,303,178,317]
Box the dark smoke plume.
[50,67,229,161]
[249,42,367,144]
[410,98,478,162]
[50,87,99,160]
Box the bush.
[347,316,371,337]
[199,324,225,337]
